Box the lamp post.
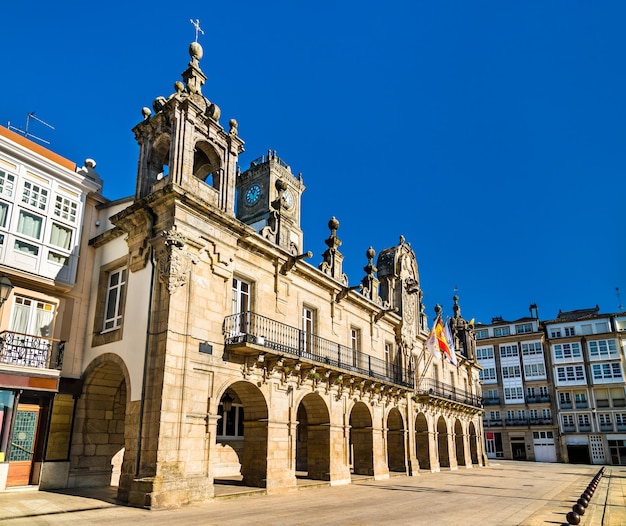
[0,275,13,308]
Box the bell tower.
[236,150,305,254]
[132,33,244,215]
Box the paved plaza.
[0,461,624,525]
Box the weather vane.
[190,19,204,43]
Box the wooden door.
[6,404,40,487]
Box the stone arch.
[454,419,465,467]
[436,416,450,468]
[349,401,373,476]
[415,412,430,470]
[215,380,268,487]
[386,407,406,472]
[193,140,221,188]
[295,393,331,481]
[149,133,171,179]
[469,421,480,465]
[71,353,131,490]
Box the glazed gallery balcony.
[223,312,413,388]
[0,330,64,370]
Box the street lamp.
[222,391,234,413]
[0,275,13,307]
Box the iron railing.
[0,330,64,370]
[415,378,482,408]
[223,312,413,388]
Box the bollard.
[577,497,588,508]
[567,511,581,525]
[573,503,586,515]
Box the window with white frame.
[515,323,532,334]
[599,414,612,426]
[588,339,618,359]
[499,344,518,358]
[476,346,494,360]
[564,326,575,336]
[522,342,543,355]
[502,365,521,379]
[559,392,572,405]
[539,386,548,398]
[21,180,48,211]
[524,363,546,379]
[486,388,499,400]
[542,408,551,419]
[553,343,582,360]
[10,295,55,337]
[517,410,526,419]
[529,409,538,419]
[578,414,590,427]
[591,363,623,381]
[556,365,585,383]
[616,414,626,426]
[350,327,361,367]
[0,200,9,228]
[581,324,593,335]
[550,328,562,338]
[53,195,78,223]
[16,209,43,240]
[49,223,72,250]
[302,306,315,354]
[479,368,497,382]
[595,322,609,333]
[562,415,574,428]
[0,170,15,197]
[490,410,500,420]
[494,327,510,337]
[232,277,250,314]
[504,387,524,402]
[384,342,393,377]
[475,329,488,339]
[217,402,244,438]
[103,268,127,331]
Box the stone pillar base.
[123,475,214,509]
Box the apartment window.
[350,327,361,367]
[49,223,73,250]
[564,326,575,337]
[103,268,127,331]
[516,410,526,419]
[22,181,48,211]
[502,365,521,379]
[0,170,15,197]
[616,414,626,426]
[595,322,609,333]
[477,347,494,360]
[542,408,551,419]
[16,210,43,240]
[592,363,623,381]
[550,328,562,338]
[527,387,536,398]
[53,195,78,223]
[553,343,581,360]
[516,323,532,335]
[529,409,538,419]
[574,393,587,404]
[479,368,497,382]
[522,342,543,355]
[539,386,548,398]
[10,296,55,337]
[494,327,510,337]
[217,403,244,439]
[578,414,590,427]
[524,363,546,379]
[490,410,500,420]
[599,414,612,426]
[581,324,593,335]
[0,201,9,228]
[232,277,250,314]
[562,415,575,428]
[499,344,518,358]
[475,329,488,339]
[556,365,585,383]
[504,387,524,401]
[588,339,618,359]
[559,392,572,405]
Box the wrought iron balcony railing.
[223,312,413,388]
[0,331,64,370]
[415,378,483,409]
[483,397,500,406]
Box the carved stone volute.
[153,228,198,294]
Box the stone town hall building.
[0,38,485,506]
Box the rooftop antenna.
[617,287,624,312]
[7,112,55,145]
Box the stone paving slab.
[0,461,623,525]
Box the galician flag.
[425,318,442,359]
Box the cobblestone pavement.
[0,461,624,525]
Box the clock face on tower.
[283,188,294,209]
[245,184,262,205]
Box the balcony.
[562,424,576,432]
[527,396,550,405]
[560,402,573,409]
[505,418,529,426]
[575,401,588,409]
[484,397,501,406]
[613,398,626,408]
[483,419,502,428]
[617,424,626,432]
[224,312,413,388]
[599,424,614,432]
[578,424,591,432]
[415,378,483,412]
[0,330,64,370]
[596,399,610,408]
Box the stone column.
[265,419,297,492]
[448,431,458,470]
[328,423,351,485]
[372,422,390,480]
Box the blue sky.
[2,1,624,324]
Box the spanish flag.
[435,317,457,366]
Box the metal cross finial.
[190,19,204,42]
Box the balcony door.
[6,403,40,487]
[9,296,54,337]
